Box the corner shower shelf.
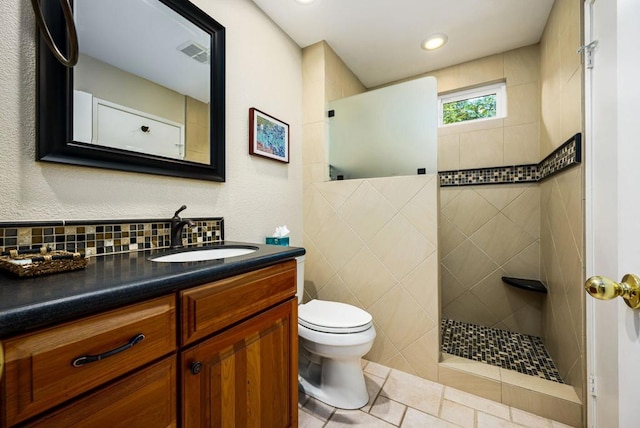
[501,277,548,294]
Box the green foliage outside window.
[442,94,497,125]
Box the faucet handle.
[173,205,187,218]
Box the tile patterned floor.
[440,318,564,383]
[299,360,575,427]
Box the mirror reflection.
[73,0,211,164]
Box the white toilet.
[296,256,376,409]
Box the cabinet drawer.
[24,356,177,428]
[181,260,296,346]
[1,295,176,426]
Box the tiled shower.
[301,0,585,418]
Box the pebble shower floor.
[440,318,564,383]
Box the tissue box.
[266,237,289,246]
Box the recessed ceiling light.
[421,34,448,50]
[294,0,316,4]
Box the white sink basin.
[150,247,257,263]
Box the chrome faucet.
[170,205,194,249]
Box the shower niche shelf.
[502,277,547,294]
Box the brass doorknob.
[585,274,640,309]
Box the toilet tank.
[295,256,305,304]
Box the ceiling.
[251,0,556,88]
[76,0,210,102]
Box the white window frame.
[438,82,507,127]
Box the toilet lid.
[298,300,373,334]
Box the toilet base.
[298,356,369,410]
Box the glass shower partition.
[328,76,438,180]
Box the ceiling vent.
[177,41,210,64]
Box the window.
[438,82,506,126]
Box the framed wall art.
[249,107,289,163]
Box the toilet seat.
[298,300,372,334]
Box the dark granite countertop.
[0,241,305,338]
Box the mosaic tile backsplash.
[439,133,581,187]
[0,218,223,257]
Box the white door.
[586,0,640,427]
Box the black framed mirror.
[37,0,225,181]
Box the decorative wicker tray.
[0,247,88,277]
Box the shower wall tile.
[504,44,540,87]
[441,265,467,308]
[441,239,499,288]
[302,42,324,84]
[539,0,584,401]
[443,290,501,328]
[474,185,528,211]
[439,216,466,259]
[302,43,439,382]
[370,175,429,211]
[504,82,540,127]
[502,186,541,238]
[470,213,536,266]
[431,45,539,174]
[438,116,504,137]
[369,285,437,351]
[303,186,336,239]
[438,363,502,403]
[437,134,460,171]
[502,304,545,339]
[314,213,362,272]
[459,128,504,169]
[315,179,362,210]
[440,183,542,337]
[303,163,328,190]
[501,381,581,427]
[504,123,540,165]
[304,175,440,380]
[403,328,440,381]
[426,67,460,93]
[401,179,439,244]
[458,53,504,88]
[401,253,440,320]
[471,269,541,329]
[366,321,400,364]
[324,42,366,101]
[339,181,396,241]
[441,189,498,237]
[301,235,335,297]
[302,122,326,165]
[503,242,541,281]
[369,215,436,281]
[303,81,326,124]
[337,247,396,309]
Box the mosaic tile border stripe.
[441,318,564,383]
[0,217,224,258]
[439,133,581,187]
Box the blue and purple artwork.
[251,108,289,163]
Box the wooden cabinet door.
[181,299,298,428]
[24,356,177,428]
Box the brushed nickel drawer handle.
[71,333,145,367]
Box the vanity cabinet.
[0,295,177,427]
[181,260,298,427]
[22,357,177,428]
[0,259,298,428]
[182,299,297,427]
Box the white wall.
[0,0,303,246]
